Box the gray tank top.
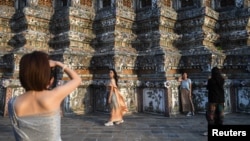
[8,97,62,141]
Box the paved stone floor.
[0,112,250,141]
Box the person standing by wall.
[203,67,225,136]
[104,68,128,126]
[178,72,195,116]
[8,51,82,141]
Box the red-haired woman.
[8,51,81,141]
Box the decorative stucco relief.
[160,7,177,19]
[178,7,205,20]
[204,7,219,19]
[223,54,250,68]
[69,7,95,19]
[143,88,165,114]
[116,7,135,20]
[219,8,250,20]
[0,5,15,18]
[237,87,250,113]
[64,87,87,114]
[28,0,38,6]
[0,0,14,6]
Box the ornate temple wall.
[0,0,250,117]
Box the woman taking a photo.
[8,51,81,141]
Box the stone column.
[133,0,181,117]
[0,1,15,52]
[216,0,250,113]
[0,0,15,116]
[49,0,96,115]
[90,0,138,114]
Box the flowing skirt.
[109,90,128,122]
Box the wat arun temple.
[0,0,250,117]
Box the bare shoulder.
[14,92,28,106]
[110,79,117,87]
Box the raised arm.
[49,60,82,105]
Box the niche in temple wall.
[98,0,114,9]
[181,0,194,7]
[52,0,70,9]
[136,0,153,9]
[14,0,54,9]
[220,0,235,7]
[54,0,70,8]
[192,80,231,113]
[173,0,201,11]
[61,0,69,6]
[237,87,250,113]
[14,0,27,10]
[143,88,165,115]
[214,0,244,11]
[92,86,109,113]
[140,0,151,8]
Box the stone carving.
[28,0,38,6]
[236,87,250,113]
[192,87,207,112]
[67,88,85,113]
[236,0,244,8]
[143,88,165,114]
[12,87,25,97]
[205,6,219,19]
[1,79,20,88]
[122,0,132,8]
[0,0,14,6]
[71,0,80,6]
[227,30,249,40]
[204,31,219,42]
